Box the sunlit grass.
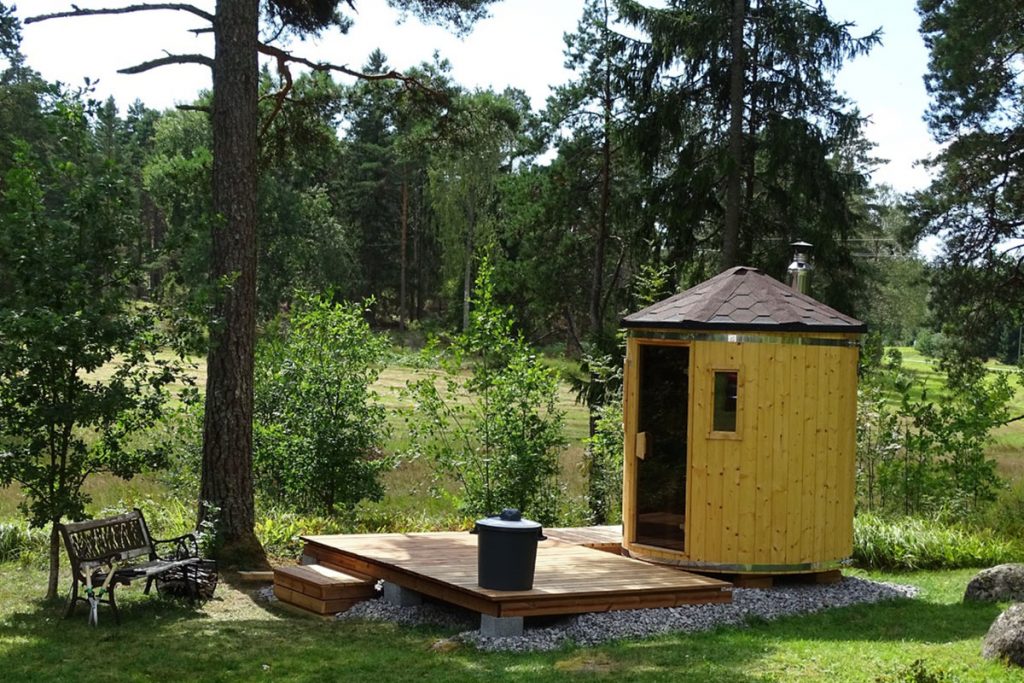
[0,562,1018,682]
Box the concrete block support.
[480,614,524,637]
[382,581,423,607]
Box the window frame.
[708,367,742,440]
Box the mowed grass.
[893,347,1024,480]
[0,564,1017,682]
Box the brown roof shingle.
[622,266,866,333]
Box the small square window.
[713,371,738,432]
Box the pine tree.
[909,0,1024,354]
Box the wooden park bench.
[59,508,217,626]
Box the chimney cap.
[790,240,813,251]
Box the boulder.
[964,564,1024,603]
[983,603,1024,666]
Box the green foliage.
[0,87,184,597]
[910,0,1024,352]
[914,330,950,358]
[852,513,1023,571]
[253,293,392,516]
[405,259,567,523]
[983,478,1024,541]
[255,506,473,559]
[856,349,1014,517]
[583,385,624,525]
[614,0,879,310]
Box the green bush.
[405,259,566,524]
[856,349,1012,517]
[254,506,474,559]
[983,478,1024,540]
[853,513,1024,570]
[254,294,392,516]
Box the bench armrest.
[151,533,200,561]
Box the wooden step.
[273,564,378,615]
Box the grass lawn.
[0,565,1018,682]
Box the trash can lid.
[474,508,543,532]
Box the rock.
[983,603,1024,666]
[965,564,1024,603]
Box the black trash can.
[473,508,546,591]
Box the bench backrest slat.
[61,509,154,566]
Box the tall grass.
[853,513,1024,570]
[0,522,48,564]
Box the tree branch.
[256,42,440,94]
[998,413,1024,427]
[26,3,214,25]
[254,42,444,136]
[118,53,213,75]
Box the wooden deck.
[301,531,731,618]
[544,524,623,553]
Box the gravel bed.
[337,577,918,652]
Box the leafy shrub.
[583,384,624,525]
[255,506,474,559]
[983,478,1024,540]
[914,331,950,358]
[254,294,392,516]
[405,259,566,524]
[856,349,1013,517]
[853,513,1024,570]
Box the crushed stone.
[337,576,918,652]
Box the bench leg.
[63,580,79,619]
[144,577,154,595]
[108,585,120,626]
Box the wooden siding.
[623,336,859,570]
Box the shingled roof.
[622,266,866,333]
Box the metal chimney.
[787,241,813,295]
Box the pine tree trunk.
[144,191,167,296]
[461,190,476,333]
[199,0,266,569]
[46,521,60,600]
[589,0,613,340]
[399,177,409,332]
[722,0,746,271]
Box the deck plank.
[301,530,730,618]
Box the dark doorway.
[634,344,689,551]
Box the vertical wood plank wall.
[623,335,859,569]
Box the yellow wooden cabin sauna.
[620,263,865,574]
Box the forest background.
[1,0,1024,589]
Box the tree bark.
[399,176,409,331]
[143,191,167,296]
[199,0,266,569]
[589,0,613,340]
[46,521,60,600]
[722,0,746,271]
[461,187,476,333]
